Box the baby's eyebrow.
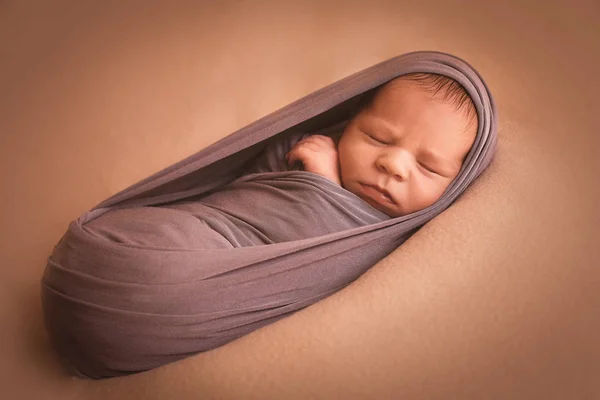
[364,117,402,137]
[420,149,460,174]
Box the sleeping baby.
[254,72,478,218]
[42,53,497,379]
[42,70,491,379]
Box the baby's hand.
[286,135,341,185]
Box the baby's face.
[338,79,476,217]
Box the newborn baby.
[286,73,478,217]
[42,59,495,379]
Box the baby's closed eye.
[363,130,389,145]
[418,162,438,174]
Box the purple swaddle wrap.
[41,51,497,379]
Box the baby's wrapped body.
[42,51,497,379]
[86,131,389,250]
[48,131,401,379]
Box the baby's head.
[338,73,478,217]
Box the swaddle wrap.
[41,51,498,379]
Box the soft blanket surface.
[41,51,497,378]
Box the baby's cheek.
[420,184,446,209]
[340,140,363,163]
[336,145,351,171]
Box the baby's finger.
[293,137,317,148]
[286,147,303,165]
[311,135,334,144]
[287,143,317,165]
[291,141,321,153]
[306,135,335,147]
[296,135,328,146]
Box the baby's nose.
[377,150,412,181]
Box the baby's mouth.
[359,183,396,205]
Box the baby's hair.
[357,73,478,134]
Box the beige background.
[1,1,598,399]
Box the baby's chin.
[374,202,407,218]
[374,202,405,218]
[344,182,404,218]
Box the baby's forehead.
[369,75,478,135]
